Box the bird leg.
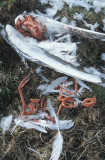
[18,75,30,118]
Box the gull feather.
[0,114,13,133]
[11,117,47,133]
[47,99,63,160]
[42,76,68,95]
[29,119,74,130]
[4,25,102,84]
[3,13,103,83]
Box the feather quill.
[47,99,63,160]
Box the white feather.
[35,66,42,73]
[83,20,99,31]
[69,20,76,27]
[94,7,101,13]
[84,67,105,80]
[0,114,13,133]
[64,0,93,11]
[11,117,21,133]
[61,17,68,24]
[20,121,47,133]
[37,84,48,91]
[50,131,63,160]
[93,0,105,8]
[45,6,57,18]
[27,148,44,157]
[0,22,4,28]
[39,0,48,4]
[101,53,105,61]
[75,78,92,91]
[42,76,68,95]
[5,24,102,84]
[73,12,84,21]
[38,40,77,64]
[47,99,58,120]
[100,83,105,87]
[38,73,49,82]
[24,111,47,120]
[76,87,84,96]
[35,66,49,82]
[47,99,63,160]
[11,117,47,133]
[30,119,74,130]
[27,148,41,155]
[49,120,74,130]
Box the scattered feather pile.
[0,95,74,160]
[1,8,105,83]
[38,0,105,14]
[2,23,102,84]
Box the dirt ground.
[0,0,105,160]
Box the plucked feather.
[27,148,41,155]
[20,120,47,133]
[75,78,92,91]
[37,84,48,91]
[47,99,63,160]
[11,117,47,133]
[42,76,68,95]
[50,131,63,160]
[35,66,49,82]
[84,67,105,79]
[0,114,13,133]
[29,119,74,130]
[27,148,44,157]
[11,117,22,133]
[24,111,47,119]
[101,53,105,61]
